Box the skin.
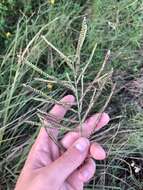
[15,95,110,190]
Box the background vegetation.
[0,0,143,189]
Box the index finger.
[39,95,75,140]
[25,95,75,170]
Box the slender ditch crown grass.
[0,1,143,189]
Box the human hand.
[15,95,110,190]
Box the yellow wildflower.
[49,0,55,5]
[47,83,53,91]
[5,32,12,38]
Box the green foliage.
[88,0,143,72]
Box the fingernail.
[74,138,89,152]
[81,170,90,179]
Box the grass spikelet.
[23,84,48,98]
[75,17,88,72]
[25,60,56,80]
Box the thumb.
[43,137,89,187]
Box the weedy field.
[0,0,143,189]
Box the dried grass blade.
[90,83,116,140]
[21,17,59,60]
[81,70,113,103]
[100,83,116,114]
[96,50,111,79]
[37,110,77,131]
[77,42,97,83]
[41,35,73,70]
[82,79,107,124]
[37,113,65,151]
